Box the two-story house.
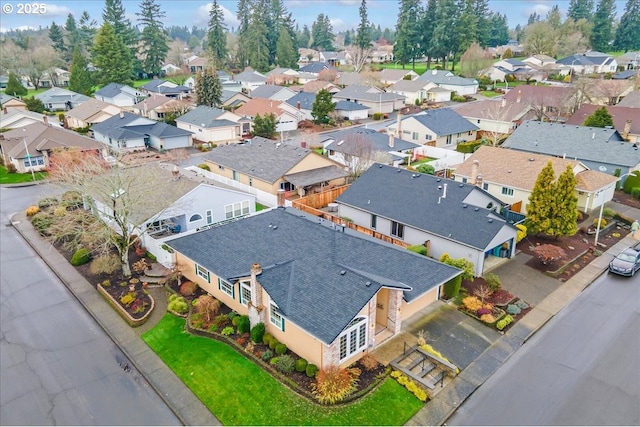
[387,109,479,148]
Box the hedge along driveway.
[142,314,423,425]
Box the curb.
[10,212,219,426]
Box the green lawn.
[256,202,268,211]
[0,166,47,184]
[142,314,423,426]
[133,79,153,88]
[479,90,502,98]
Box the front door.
[375,288,389,333]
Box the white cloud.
[42,3,73,18]
[194,3,239,29]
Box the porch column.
[248,262,266,326]
[322,340,341,368]
[387,289,403,335]
[368,298,377,349]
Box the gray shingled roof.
[324,127,421,154]
[249,85,289,99]
[94,83,137,98]
[91,112,192,139]
[334,100,368,111]
[407,108,479,136]
[336,164,514,250]
[284,165,348,187]
[502,120,639,167]
[416,70,478,86]
[166,207,461,344]
[204,141,319,183]
[176,106,228,128]
[334,85,405,102]
[285,92,316,110]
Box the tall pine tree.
[69,46,93,96]
[526,161,556,236]
[195,68,222,107]
[311,14,335,51]
[102,0,138,50]
[49,22,66,56]
[614,0,640,51]
[355,0,372,49]
[275,23,298,68]
[394,0,422,69]
[567,0,594,21]
[246,0,270,71]
[549,166,578,238]
[590,0,616,51]
[137,0,169,77]
[206,0,228,69]
[92,23,134,85]
[6,72,27,97]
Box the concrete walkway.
[11,212,220,426]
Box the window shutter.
[206,271,210,283]
[281,317,285,332]
[217,277,221,290]
[232,283,235,299]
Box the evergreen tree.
[311,14,335,51]
[78,11,98,50]
[49,22,66,55]
[343,29,352,46]
[549,165,578,237]
[591,0,616,52]
[421,0,437,69]
[69,46,93,96]
[65,14,82,51]
[614,0,640,51]
[527,12,540,25]
[474,0,491,47]
[102,0,138,50]
[394,0,422,69]
[525,161,556,236]
[195,68,222,107]
[5,72,27,97]
[355,0,372,49]
[275,23,298,68]
[456,0,478,54]
[297,24,311,48]
[137,0,169,77]
[431,0,459,69]
[92,23,134,85]
[236,0,253,68]
[206,0,228,69]
[567,0,594,21]
[583,106,614,127]
[253,113,277,138]
[311,89,336,124]
[488,13,509,47]
[246,1,270,71]
[24,97,45,113]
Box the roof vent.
[365,281,371,287]
[459,184,464,188]
[397,169,402,173]
[529,158,534,161]
[474,207,479,211]
[436,179,441,182]
[272,225,278,230]
[488,219,493,223]
[340,270,346,275]
[378,164,383,168]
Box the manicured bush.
[593,218,607,228]
[236,315,250,334]
[312,365,358,404]
[275,343,287,355]
[622,171,640,194]
[456,140,484,154]
[496,314,513,330]
[70,247,92,266]
[306,363,319,378]
[443,275,462,299]
[372,112,382,120]
[274,354,296,374]
[477,307,491,316]
[38,197,58,209]
[602,207,617,218]
[390,370,428,402]
[485,273,501,292]
[516,224,527,243]
[212,314,230,329]
[262,332,273,345]
[480,313,495,323]
[250,322,265,343]
[295,358,308,372]
[60,191,83,210]
[506,304,521,315]
[261,349,273,361]
[26,206,40,216]
[198,163,210,171]
[228,311,238,322]
[632,187,640,200]
[89,254,121,275]
[462,296,483,313]
[168,296,189,314]
[360,354,379,371]
[515,299,529,310]
[407,245,428,256]
[269,338,279,350]
[179,281,197,296]
[221,326,235,336]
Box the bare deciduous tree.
[460,43,494,79]
[337,134,393,181]
[347,45,375,73]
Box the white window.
[242,200,250,215]
[391,221,404,239]
[339,316,367,361]
[195,264,210,282]
[501,187,514,196]
[189,214,202,222]
[206,209,212,224]
[240,280,251,306]
[218,278,234,298]
[412,132,419,140]
[225,201,251,220]
[270,302,284,330]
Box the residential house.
[265,68,299,85]
[583,79,634,106]
[503,85,579,122]
[566,104,639,143]
[167,206,462,369]
[616,51,640,70]
[319,51,347,66]
[0,122,102,173]
[297,48,321,64]
[249,85,297,101]
[493,42,525,58]
[387,108,479,148]
[234,69,267,95]
[332,85,405,115]
[234,99,299,133]
[0,108,61,129]
[0,75,8,89]
[282,91,316,121]
[416,70,479,96]
[334,100,369,121]
[483,59,546,82]
[298,62,337,76]
[203,139,348,197]
[140,79,192,99]
[388,80,431,105]
[92,111,193,152]
[175,105,246,144]
[296,72,319,85]
[65,99,122,129]
[425,84,453,103]
[452,146,618,214]
[521,54,568,77]
[368,44,394,63]
[39,68,70,88]
[132,95,193,121]
[296,80,340,94]
[1,94,26,110]
[378,69,419,86]
[557,52,618,75]
[335,164,518,277]
[617,91,640,108]
[220,90,251,111]
[94,83,145,108]
[35,87,90,111]
[184,71,233,91]
[612,69,640,80]
[452,98,536,139]
[335,72,368,87]
[161,63,182,75]
[187,56,207,74]
[322,127,421,169]
[502,120,640,182]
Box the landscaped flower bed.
[459,295,507,328]
[97,279,155,327]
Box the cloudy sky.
[0,0,628,34]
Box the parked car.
[608,245,640,277]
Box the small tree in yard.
[5,72,27,97]
[533,244,566,264]
[583,106,613,128]
[549,165,578,238]
[525,161,555,236]
[253,113,277,139]
[49,149,195,277]
[311,88,336,124]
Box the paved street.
[0,185,181,425]
[446,272,640,425]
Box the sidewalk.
[406,233,639,426]
[10,212,220,426]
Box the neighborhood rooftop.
[166,207,460,345]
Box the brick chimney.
[2,107,7,114]
[119,110,124,118]
[470,159,479,185]
[248,262,265,325]
[277,189,286,207]
[623,120,632,140]
[388,132,395,148]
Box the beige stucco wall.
[401,287,440,320]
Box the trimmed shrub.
[221,326,235,336]
[236,315,250,334]
[516,224,527,243]
[274,354,295,374]
[269,338,279,350]
[53,206,67,217]
[456,140,484,153]
[295,358,308,373]
[250,322,266,344]
[312,365,358,404]
[262,332,273,345]
[390,370,428,402]
[506,304,521,315]
[179,281,197,296]
[38,197,58,209]
[622,171,640,194]
[515,299,529,309]
[306,363,319,378]
[198,163,210,171]
[477,307,491,316]
[228,311,238,322]
[485,273,502,292]
[602,207,617,218]
[26,206,40,216]
[89,254,121,275]
[360,354,379,371]
[632,187,640,200]
[496,314,513,330]
[275,342,287,355]
[168,296,188,314]
[212,314,230,329]
[443,275,462,299]
[261,349,273,362]
[593,218,607,228]
[70,247,92,266]
[407,244,428,256]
